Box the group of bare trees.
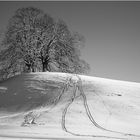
[0,7,90,80]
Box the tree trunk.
[27,65,31,72]
[42,62,46,72]
[32,67,35,72]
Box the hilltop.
[0,72,140,140]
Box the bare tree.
[0,7,44,73]
[0,7,90,80]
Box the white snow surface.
[0,72,140,140]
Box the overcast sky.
[0,1,140,82]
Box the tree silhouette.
[0,7,90,80]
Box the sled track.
[1,74,140,139]
[60,74,140,139]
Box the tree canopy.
[0,7,90,80]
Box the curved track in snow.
[61,74,140,139]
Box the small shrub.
[21,111,38,126]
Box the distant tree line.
[0,7,90,80]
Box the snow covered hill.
[0,72,140,140]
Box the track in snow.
[60,74,140,139]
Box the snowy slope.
[0,72,140,140]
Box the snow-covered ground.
[0,72,140,140]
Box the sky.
[0,1,140,82]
